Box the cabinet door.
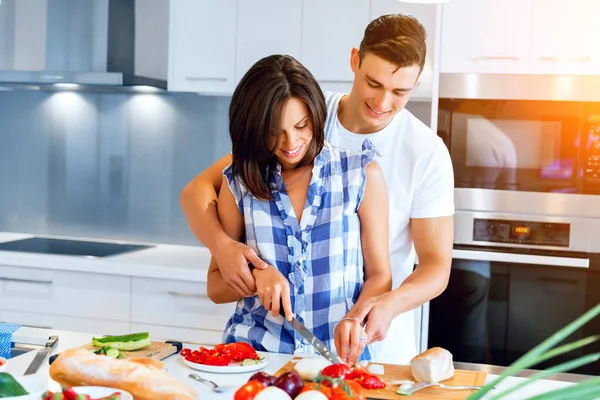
[301,0,371,93]
[370,0,438,100]
[2,310,129,334]
[441,0,532,74]
[168,0,237,93]
[0,266,131,322]
[236,0,302,84]
[131,323,224,345]
[131,277,235,332]
[530,0,600,75]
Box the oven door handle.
[452,249,590,268]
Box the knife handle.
[166,340,183,353]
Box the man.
[180,14,454,365]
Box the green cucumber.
[92,332,151,351]
[106,348,120,358]
[0,372,29,397]
[241,358,261,366]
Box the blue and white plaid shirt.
[222,141,377,361]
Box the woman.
[206,54,391,365]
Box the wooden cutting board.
[79,341,180,361]
[275,358,487,400]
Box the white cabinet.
[441,0,532,74]
[0,266,131,322]
[236,0,302,84]
[131,277,235,333]
[301,0,371,93]
[167,0,237,94]
[530,0,600,75]
[2,310,129,335]
[130,323,224,345]
[370,0,438,100]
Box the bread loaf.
[49,348,198,400]
[410,347,455,383]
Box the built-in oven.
[429,211,600,375]
[429,74,600,374]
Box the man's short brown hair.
[358,14,427,71]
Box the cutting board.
[79,340,181,361]
[275,358,487,400]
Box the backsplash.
[0,89,431,246]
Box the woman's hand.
[334,317,368,366]
[253,266,293,321]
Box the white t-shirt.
[324,92,455,365]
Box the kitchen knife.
[24,335,58,375]
[289,316,345,365]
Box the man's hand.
[348,291,398,345]
[254,266,293,321]
[213,238,269,298]
[334,318,367,366]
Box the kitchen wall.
[0,89,431,246]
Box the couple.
[181,14,454,366]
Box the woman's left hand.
[333,317,368,366]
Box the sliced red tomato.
[348,368,386,390]
[321,364,353,380]
[234,381,265,400]
[179,348,191,357]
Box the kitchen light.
[132,85,162,93]
[53,83,80,89]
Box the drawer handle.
[541,278,579,286]
[0,277,53,285]
[469,56,519,61]
[23,324,52,329]
[168,291,203,299]
[185,77,228,82]
[539,56,591,62]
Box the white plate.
[2,375,47,400]
[182,353,269,374]
[72,386,133,400]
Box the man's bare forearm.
[206,259,244,303]
[389,261,450,316]
[352,273,391,311]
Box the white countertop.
[3,327,584,400]
[0,231,211,282]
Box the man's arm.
[206,176,247,304]
[180,155,268,297]
[391,215,453,313]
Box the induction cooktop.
[0,237,152,257]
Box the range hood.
[0,0,167,89]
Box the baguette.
[49,348,198,400]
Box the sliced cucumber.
[241,358,261,366]
[92,332,151,351]
[0,372,29,397]
[106,348,120,359]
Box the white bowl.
[73,386,134,400]
[2,375,48,400]
[0,356,7,372]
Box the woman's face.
[274,97,313,170]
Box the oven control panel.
[473,218,570,247]
[585,119,600,179]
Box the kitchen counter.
[0,231,211,282]
[3,327,592,400]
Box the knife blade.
[24,335,58,375]
[289,316,345,365]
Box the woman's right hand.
[213,238,269,298]
[253,266,293,321]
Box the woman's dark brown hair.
[359,14,427,72]
[229,54,326,200]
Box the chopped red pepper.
[348,368,386,389]
[321,364,353,380]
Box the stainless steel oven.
[429,74,600,374]
[428,202,600,375]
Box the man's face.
[350,49,421,132]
